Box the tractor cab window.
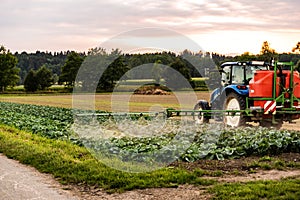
[221,66,231,86]
[221,64,262,86]
[231,65,244,84]
[245,66,254,83]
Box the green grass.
[210,178,300,200]
[191,77,208,81]
[247,158,300,171]
[0,124,214,193]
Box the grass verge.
[0,125,214,193]
[246,155,300,172]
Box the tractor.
[192,61,300,128]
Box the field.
[0,92,300,199]
[0,92,210,111]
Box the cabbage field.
[0,102,300,162]
[0,102,73,139]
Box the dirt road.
[0,154,79,200]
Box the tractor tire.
[223,92,247,127]
[193,100,210,124]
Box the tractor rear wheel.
[223,92,247,127]
[193,100,210,124]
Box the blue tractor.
[194,61,270,127]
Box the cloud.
[0,0,299,53]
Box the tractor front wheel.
[193,100,210,124]
[223,92,247,127]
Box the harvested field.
[0,92,210,112]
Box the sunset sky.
[1,0,299,55]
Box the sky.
[1,0,300,55]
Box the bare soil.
[69,184,211,200]
[171,153,300,172]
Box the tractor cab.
[220,61,270,87]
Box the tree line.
[1,41,300,92]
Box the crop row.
[81,124,300,161]
[0,102,73,139]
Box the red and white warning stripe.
[264,101,276,115]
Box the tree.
[292,42,300,53]
[0,46,20,91]
[36,65,54,90]
[234,52,258,61]
[259,41,278,62]
[24,69,38,92]
[24,66,54,92]
[75,47,110,92]
[59,51,84,87]
[97,50,129,91]
[163,58,192,90]
[15,51,69,84]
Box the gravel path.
[0,154,79,200]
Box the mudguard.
[210,88,222,105]
[210,85,248,108]
[224,85,249,96]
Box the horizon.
[8,46,299,57]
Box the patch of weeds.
[210,179,300,200]
[247,161,260,169]
[247,158,296,171]
[286,161,300,168]
[259,156,272,162]
[232,169,242,176]
[249,168,257,174]
[192,169,225,177]
[260,163,272,170]
[211,170,223,177]
[192,177,216,186]
[193,169,206,177]
[274,160,285,170]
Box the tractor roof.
[220,61,269,68]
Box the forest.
[1,41,300,92]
